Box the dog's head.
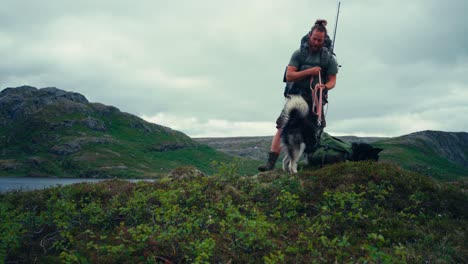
[350,143,383,162]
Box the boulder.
[50,136,114,156]
[0,159,21,171]
[80,117,107,131]
[168,166,206,181]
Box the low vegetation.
[1,161,466,263]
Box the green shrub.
[1,162,466,263]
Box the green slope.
[0,87,258,178]
[195,131,468,181]
[375,136,468,181]
[1,162,466,263]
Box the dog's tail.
[282,95,309,127]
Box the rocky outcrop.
[0,86,227,178]
[80,117,107,131]
[50,118,107,131]
[90,103,121,116]
[0,159,21,171]
[402,130,468,168]
[50,136,115,156]
[26,157,47,167]
[126,114,153,133]
[168,166,206,181]
[149,143,187,152]
[0,86,90,122]
[0,86,185,137]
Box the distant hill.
[195,131,468,181]
[0,86,258,178]
[375,130,468,181]
[194,135,387,161]
[194,136,273,161]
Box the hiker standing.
[258,19,339,172]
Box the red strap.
[317,73,323,125]
[310,71,324,125]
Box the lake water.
[0,177,155,193]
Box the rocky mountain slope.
[374,131,468,181]
[195,131,468,181]
[384,130,468,168]
[0,86,258,177]
[194,135,387,161]
[194,136,273,161]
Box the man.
[258,19,339,172]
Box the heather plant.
[0,162,466,263]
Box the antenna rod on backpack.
[331,2,341,54]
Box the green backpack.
[307,132,352,166]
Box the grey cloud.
[340,0,468,65]
[1,0,467,137]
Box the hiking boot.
[258,152,279,172]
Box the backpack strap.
[319,47,332,74]
[321,146,328,167]
[317,143,352,167]
[283,66,294,97]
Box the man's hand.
[305,66,321,76]
[315,83,326,90]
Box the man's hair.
[309,19,328,36]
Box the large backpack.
[307,132,352,166]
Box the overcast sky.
[2,0,467,137]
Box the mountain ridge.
[0,86,258,177]
[194,131,468,180]
[390,130,468,168]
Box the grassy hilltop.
[375,131,468,181]
[0,86,259,177]
[1,161,466,263]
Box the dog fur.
[280,95,320,173]
[280,95,383,173]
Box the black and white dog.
[280,95,320,173]
[280,95,383,173]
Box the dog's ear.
[373,147,384,155]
